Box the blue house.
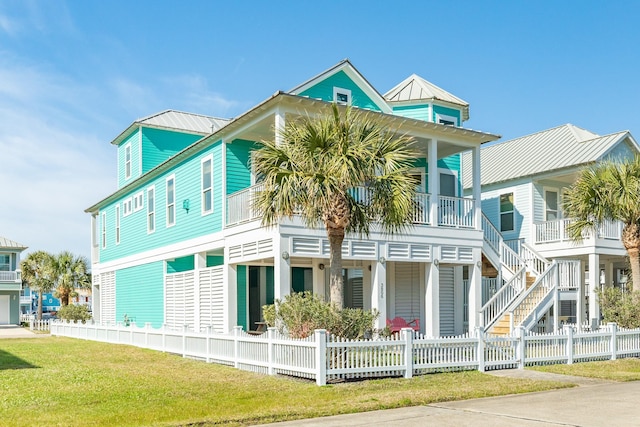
[0,236,27,325]
[86,60,500,336]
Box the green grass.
[531,358,640,381]
[0,337,571,427]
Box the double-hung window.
[0,254,10,271]
[115,205,120,244]
[101,212,107,248]
[124,143,132,180]
[147,186,155,233]
[166,176,175,227]
[201,156,213,215]
[500,192,514,232]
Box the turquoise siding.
[299,70,383,112]
[100,140,224,263]
[392,104,430,121]
[117,129,141,188]
[166,255,194,273]
[226,139,255,195]
[115,261,164,327]
[432,105,462,124]
[236,265,247,330]
[141,128,202,174]
[206,255,224,267]
[414,154,461,194]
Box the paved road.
[0,325,46,338]
[256,370,640,427]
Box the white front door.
[0,295,10,324]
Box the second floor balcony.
[534,218,623,247]
[0,270,21,283]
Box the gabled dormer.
[288,59,392,113]
[385,74,469,126]
[111,110,230,189]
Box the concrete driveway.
[0,325,47,338]
[256,370,640,427]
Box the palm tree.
[20,251,55,320]
[52,251,91,306]
[253,104,419,307]
[564,156,640,290]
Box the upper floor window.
[545,190,559,221]
[133,192,144,212]
[436,113,458,127]
[0,254,10,271]
[123,198,132,217]
[333,87,351,105]
[201,156,213,215]
[101,212,107,249]
[115,205,121,245]
[500,192,514,232]
[147,186,155,233]
[166,176,175,227]
[124,143,132,179]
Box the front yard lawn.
[1,337,571,426]
[531,358,640,381]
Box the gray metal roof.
[0,236,27,250]
[138,110,230,134]
[384,74,470,121]
[462,124,635,188]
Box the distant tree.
[253,104,418,308]
[21,251,55,320]
[52,251,91,306]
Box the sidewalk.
[0,325,47,338]
[255,370,639,427]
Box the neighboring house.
[0,236,27,325]
[86,59,500,336]
[463,124,640,333]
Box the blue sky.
[1,1,639,260]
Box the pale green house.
[0,237,27,325]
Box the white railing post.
[516,326,526,369]
[267,327,276,376]
[565,325,574,365]
[315,329,327,386]
[475,327,485,372]
[233,326,242,369]
[609,323,618,360]
[402,328,413,379]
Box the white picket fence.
[20,314,52,331]
[50,321,640,386]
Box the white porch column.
[193,252,207,331]
[604,260,614,287]
[274,237,291,300]
[588,253,600,327]
[472,145,482,230]
[576,259,584,329]
[371,257,387,331]
[222,255,237,333]
[468,255,483,331]
[275,108,285,146]
[428,139,439,226]
[312,258,326,300]
[424,260,440,337]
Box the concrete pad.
[0,325,47,338]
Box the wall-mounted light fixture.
[318,263,325,270]
[433,259,440,267]
[477,261,483,269]
[378,256,386,265]
[182,199,190,213]
[281,251,289,260]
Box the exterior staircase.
[479,213,580,336]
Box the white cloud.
[0,13,20,36]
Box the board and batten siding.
[141,128,202,174]
[298,70,383,112]
[117,129,141,188]
[115,261,164,327]
[480,181,531,242]
[100,141,224,263]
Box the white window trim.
[123,197,132,217]
[101,212,107,249]
[166,175,176,227]
[147,185,156,234]
[333,87,352,105]
[438,168,459,197]
[435,113,458,127]
[124,143,132,180]
[201,155,213,215]
[543,187,560,222]
[133,191,144,212]
[115,205,121,245]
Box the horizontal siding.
[166,255,195,273]
[226,139,254,195]
[299,70,383,112]
[115,261,164,327]
[141,128,202,174]
[117,129,141,188]
[481,181,530,241]
[100,140,224,262]
[392,104,430,121]
[432,104,462,124]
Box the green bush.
[262,291,378,339]
[597,285,640,328]
[57,304,92,323]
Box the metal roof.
[384,74,470,121]
[0,236,27,250]
[462,124,635,188]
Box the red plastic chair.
[386,316,420,334]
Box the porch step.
[489,313,511,336]
[526,273,536,289]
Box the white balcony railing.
[226,186,476,229]
[534,218,622,244]
[0,271,20,282]
[20,296,31,304]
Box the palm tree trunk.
[622,224,640,293]
[628,247,640,293]
[37,292,43,320]
[328,230,345,308]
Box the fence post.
[564,325,574,365]
[516,326,525,369]
[267,327,276,376]
[206,326,213,363]
[402,328,413,379]
[315,329,327,386]
[475,327,485,372]
[233,326,243,369]
[609,323,618,360]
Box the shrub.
[263,291,378,339]
[597,285,640,328]
[57,304,92,323]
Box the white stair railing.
[480,266,526,329]
[520,243,550,276]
